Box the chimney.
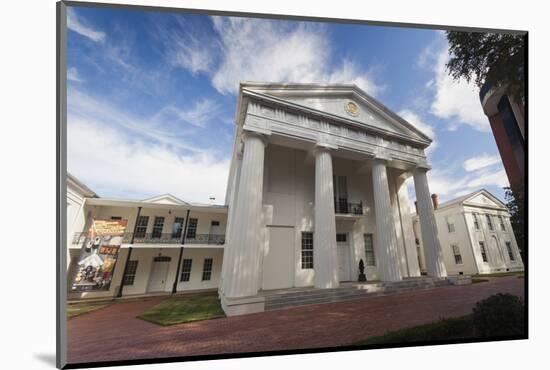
[431,193,439,210]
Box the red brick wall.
[488,113,523,189]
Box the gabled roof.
[438,189,507,211]
[141,194,190,206]
[236,82,433,146]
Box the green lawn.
[352,315,475,346]
[472,271,524,278]
[471,278,489,284]
[67,302,112,319]
[137,293,225,326]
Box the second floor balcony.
[334,199,364,215]
[72,232,225,246]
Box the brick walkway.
[67,276,524,365]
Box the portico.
[220,83,446,316]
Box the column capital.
[373,150,391,162]
[414,162,432,172]
[241,130,270,146]
[315,141,338,151]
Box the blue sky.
[66,5,509,206]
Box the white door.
[262,227,294,290]
[148,258,170,292]
[337,233,351,281]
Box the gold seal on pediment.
[345,101,359,116]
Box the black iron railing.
[72,232,225,245]
[334,200,363,215]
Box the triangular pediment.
[240,83,432,145]
[462,189,506,209]
[142,194,188,205]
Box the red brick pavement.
[67,276,524,364]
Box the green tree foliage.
[446,31,526,102]
[504,185,525,260]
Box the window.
[110,216,122,220]
[486,215,494,231]
[499,216,506,231]
[187,218,198,239]
[211,220,220,226]
[446,217,455,233]
[122,260,138,285]
[473,213,480,230]
[301,232,314,269]
[180,259,193,282]
[135,216,149,238]
[451,244,463,264]
[172,217,185,239]
[336,233,347,242]
[153,256,171,262]
[364,233,376,266]
[505,242,515,261]
[333,175,348,213]
[479,241,488,262]
[201,258,213,281]
[152,216,165,238]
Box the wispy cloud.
[463,153,501,172]
[68,88,213,154]
[67,67,84,82]
[67,8,106,43]
[162,17,384,96]
[151,98,222,128]
[418,36,489,132]
[407,159,508,207]
[398,109,438,155]
[68,116,229,202]
[67,87,230,202]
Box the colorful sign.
[71,219,128,292]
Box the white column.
[413,166,447,278]
[219,152,242,294]
[396,175,421,277]
[389,175,409,277]
[372,158,402,281]
[222,132,266,298]
[314,146,339,289]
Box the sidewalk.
[68,276,524,364]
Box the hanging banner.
[71,219,128,292]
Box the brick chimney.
[431,193,439,210]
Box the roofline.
[86,197,228,213]
[67,173,98,198]
[238,82,434,144]
[435,188,507,211]
[141,193,189,205]
[238,86,432,147]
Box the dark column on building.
[117,206,142,298]
[172,209,191,294]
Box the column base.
[220,293,265,316]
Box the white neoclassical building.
[413,189,524,276]
[67,82,462,316]
[219,83,448,315]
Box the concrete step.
[264,277,448,311]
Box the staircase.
[263,277,449,311]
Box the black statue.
[358,259,367,282]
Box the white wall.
[91,206,227,238]
[66,183,89,267]
[68,247,224,300]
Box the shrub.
[472,293,525,337]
